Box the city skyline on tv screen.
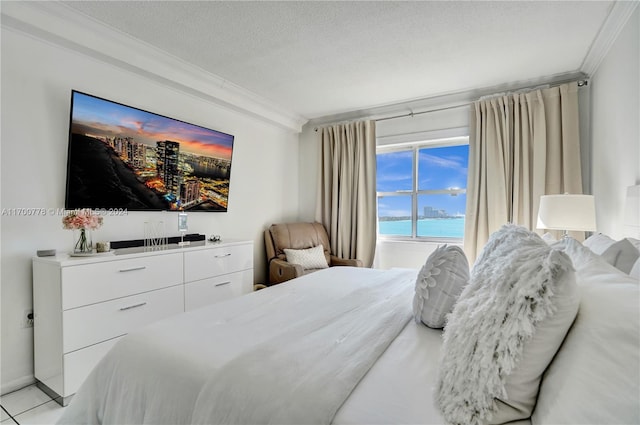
[65,91,234,211]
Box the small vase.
[73,228,93,254]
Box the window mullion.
[376,138,468,241]
[412,146,418,238]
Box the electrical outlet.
[22,309,34,328]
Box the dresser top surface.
[33,239,252,266]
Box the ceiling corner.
[581,0,639,76]
[0,1,306,133]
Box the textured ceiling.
[62,1,614,120]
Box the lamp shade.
[537,194,596,232]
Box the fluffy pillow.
[283,245,329,270]
[583,233,616,255]
[412,245,469,329]
[437,225,579,425]
[601,238,640,275]
[532,237,639,424]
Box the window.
[376,139,469,240]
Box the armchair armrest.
[269,258,304,285]
[330,255,364,267]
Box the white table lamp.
[537,194,596,237]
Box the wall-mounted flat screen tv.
[65,91,234,211]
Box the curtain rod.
[374,103,468,123]
[314,79,588,131]
[314,103,467,131]
[376,79,589,124]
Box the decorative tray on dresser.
[32,239,253,405]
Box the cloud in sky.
[419,151,467,174]
[378,172,412,183]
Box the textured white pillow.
[438,225,578,425]
[283,245,328,270]
[412,245,469,329]
[532,238,639,424]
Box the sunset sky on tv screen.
[71,92,233,160]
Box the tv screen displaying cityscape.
[65,91,234,212]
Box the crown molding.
[581,0,639,76]
[0,1,307,132]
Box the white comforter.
[59,267,417,425]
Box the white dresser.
[32,240,253,405]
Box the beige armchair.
[264,222,364,285]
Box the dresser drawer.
[62,253,183,309]
[63,285,184,353]
[63,336,121,396]
[184,244,252,283]
[184,269,252,311]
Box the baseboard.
[0,375,36,396]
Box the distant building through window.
[376,139,469,240]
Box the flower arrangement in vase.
[62,209,103,254]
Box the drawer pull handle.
[214,253,231,258]
[119,266,147,272]
[119,302,147,311]
[215,281,231,287]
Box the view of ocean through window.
[376,143,469,239]
[378,217,465,238]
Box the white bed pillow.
[438,224,578,425]
[583,233,616,255]
[630,260,640,280]
[551,236,614,271]
[627,239,640,280]
[283,245,329,270]
[601,238,640,275]
[532,239,639,424]
[627,237,640,251]
[412,245,469,329]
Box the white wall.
[591,8,640,239]
[0,28,300,393]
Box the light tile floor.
[0,385,65,425]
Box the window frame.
[376,136,469,242]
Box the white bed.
[58,237,639,425]
[59,267,455,425]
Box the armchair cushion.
[268,258,303,284]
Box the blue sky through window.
[377,144,469,218]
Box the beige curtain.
[316,120,377,268]
[464,82,583,261]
